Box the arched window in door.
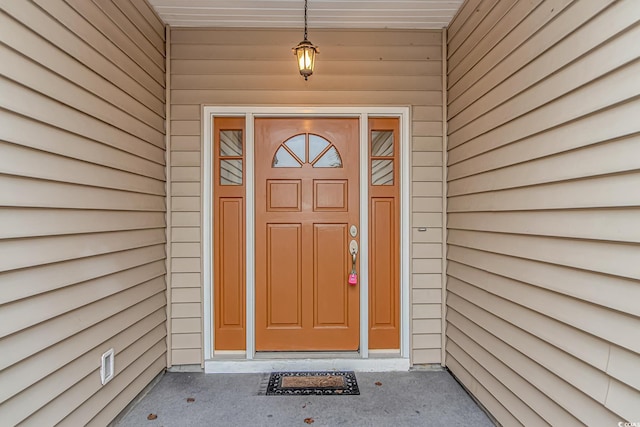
[272,134,342,168]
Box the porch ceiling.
[148,0,464,29]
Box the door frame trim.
[202,106,411,366]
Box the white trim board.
[202,106,411,365]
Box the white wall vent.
[100,348,115,385]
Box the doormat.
[266,371,360,395]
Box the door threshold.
[255,351,361,360]
[204,357,410,373]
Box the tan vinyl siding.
[0,0,166,425]
[169,27,444,365]
[446,0,640,424]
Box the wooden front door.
[255,118,360,351]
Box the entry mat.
[266,371,360,396]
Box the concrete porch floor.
[116,370,494,426]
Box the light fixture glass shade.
[293,39,318,80]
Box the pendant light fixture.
[292,0,318,80]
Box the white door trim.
[202,106,411,370]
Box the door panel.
[255,118,359,351]
[314,180,348,211]
[313,223,348,326]
[266,224,302,327]
[267,180,302,211]
[220,198,244,327]
[371,198,394,325]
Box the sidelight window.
[219,130,243,185]
[370,130,394,185]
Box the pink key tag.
[348,273,358,285]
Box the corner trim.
[440,28,449,367]
[164,24,172,368]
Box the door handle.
[349,239,358,268]
[348,240,358,285]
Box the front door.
[255,118,360,351]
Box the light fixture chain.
[304,0,308,40]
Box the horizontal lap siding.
[446,0,640,424]
[0,1,166,425]
[169,28,444,365]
